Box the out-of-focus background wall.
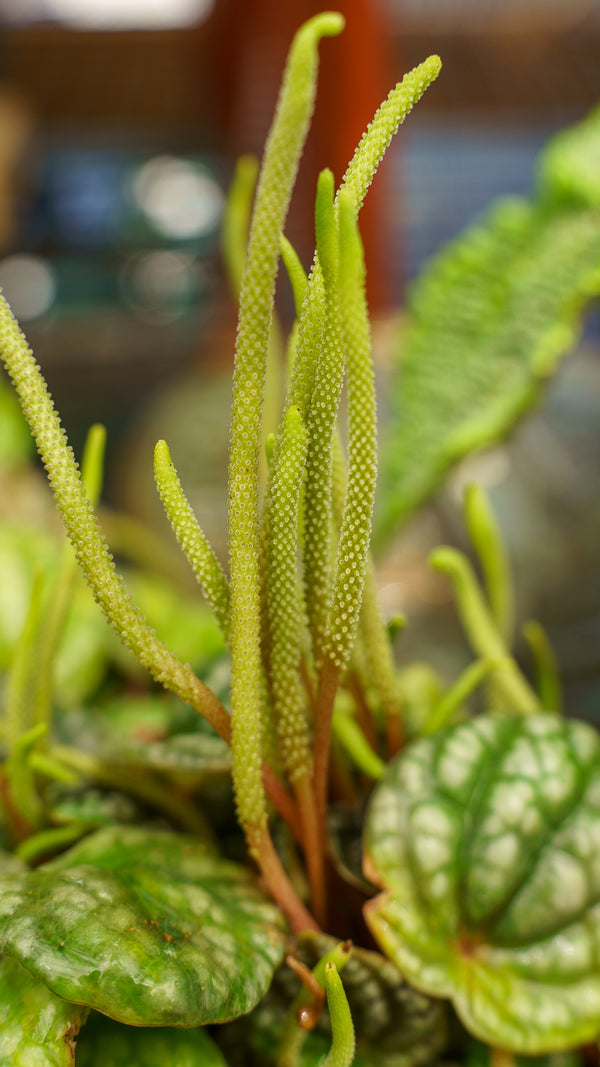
[1,0,600,713]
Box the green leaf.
[0,826,287,1027]
[364,713,600,1053]
[0,375,33,470]
[0,954,87,1066]
[538,104,600,210]
[76,1011,228,1067]
[377,195,600,544]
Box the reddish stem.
[250,824,319,933]
[294,770,326,926]
[0,765,34,844]
[312,657,341,833]
[263,762,303,840]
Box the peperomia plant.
[0,10,599,1066]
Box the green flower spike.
[0,297,231,743]
[278,939,353,1067]
[31,422,107,732]
[463,482,514,645]
[304,168,346,662]
[313,186,378,818]
[523,618,562,713]
[222,153,259,297]
[154,439,230,640]
[430,547,540,715]
[227,12,343,929]
[325,187,377,673]
[268,404,311,785]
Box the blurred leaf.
[0,954,87,1066]
[0,378,33,470]
[56,695,232,787]
[76,1011,228,1067]
[365,713,600,1053]
[377,100,600,546]
[377,198,600,543]
[538,104,600,210]
[0,826,286,1027]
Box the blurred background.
[1,0,600,715]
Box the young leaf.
[0,826,287,1027]
[365,713,600,1053]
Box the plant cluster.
[0,11,599,1066]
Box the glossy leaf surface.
[0,954,87,1066]
[76,1011,228,1066]
[364,713,600,1053]
[0,826,286,1027]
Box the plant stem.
[294,770,326,926]
[263,762,303,841]
[313,657,341,831]
[249,824,319,934]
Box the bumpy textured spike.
[285,56,441,442]
[304,170,346,663]
[322,962,356,1067]
[228,13,344,840]
[268,405,312,781]
[154,440,230,640]
[357,560,402,729]
[324,189,376,671]
[287,259,327,421]
[281,234,309,320]
[340,55,441,212]
[32,423,107,731]
[0,294,231,742]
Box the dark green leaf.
[0,826,287,1027]
[76,1011,228,1066]
[364,713,600,1053]
[0,954,87,1066]
[377,195,600,543]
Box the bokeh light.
[0,255,57,320]
[132,156,224,242]
[4,0,215,30]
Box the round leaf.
[0,954,87,1066]
[364,713,600,1053]
[76,1011,228,1066]
[0,826,287,1027]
